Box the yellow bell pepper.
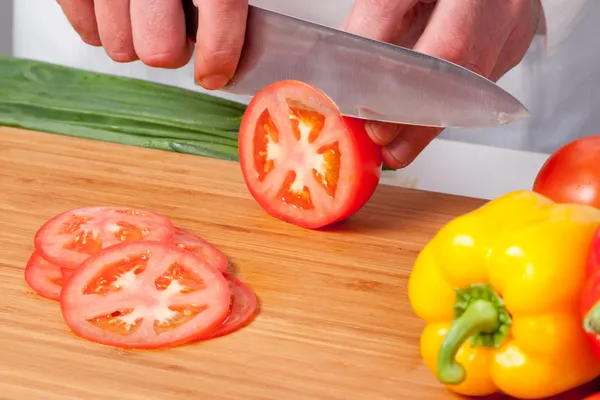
[408,190,600,399]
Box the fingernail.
[198,75,230,90]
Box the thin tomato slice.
[170,227,228,273]
[196,273,257,340]
[34,206,175,269]
[61,268,75,282]
[238,80,382,229]
[60,241,231,349]
[24,252,63,301]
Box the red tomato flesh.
[170,227,228,273]
[61,268,74,282]
[238,80,382,229]
[533,135,600,207]
[34,206,175,269]
[24,252,64,301]
[60,241,231,349]
[196,273,257,340]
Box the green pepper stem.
[437,299,499,385]
[584,301,600,335]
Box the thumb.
[339,0,417,42]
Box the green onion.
[0,56,394,170]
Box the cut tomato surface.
[24,252,63,301]
[170,227,228,273]
[196,273,257,340]
[60,241,231,349]
[238,80,383,229]
[34,206,175,269]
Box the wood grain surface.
[0,126,598,400]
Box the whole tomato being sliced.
[238,80,383,229]
[60,241,231,349]
[34,206,175,269]
[533,135,600,207]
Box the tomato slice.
[24,252,63,301]
[61,268,75,282]
[34,206,175,269]
[196,273,257,340]
[60,240,231,349]
[238,80,383,229]
[170,227,228,273]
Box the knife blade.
[183,2,530,128]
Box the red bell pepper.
[581,227,600,362]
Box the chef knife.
[182,1,530,129]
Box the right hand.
[57,0,249,90]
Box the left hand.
[339,0,543,169]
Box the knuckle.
[435,30,471,63]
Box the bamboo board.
[0,127,596,399]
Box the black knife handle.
[182,0,198,42]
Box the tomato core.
[252,99,342,211]
[239,80,383,229]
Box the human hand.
[57,0,248,89]
[339,0,543,169]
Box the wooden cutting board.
[0,126,597,400]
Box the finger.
[413,0,517,78]
[339,0,416,42]
[130,0,193,68]
[341,0,431,148]
[381,0,521,168]
[56,0,101,46]
[93,0,137,62]
[194,0,248,90]
[383,126,443,169]
[489,0,542,82]
[364,121,403,147]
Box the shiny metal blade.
[193,5,530,128]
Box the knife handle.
[182,0,198,42]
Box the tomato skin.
[336,116,384,221]
[34,206,175,269]
[238,80,383,229]
[533,135,600,207]
[60,240,231,350]
[170,227,228,273]
[195,273,257,341]
[584,393,600,400]
[581,227,600,362]
[61,268,74,282]
[24,252,63,301]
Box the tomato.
[585,393,600,400]
[170,227,228,273]
[24,252,63,301]
[238,80,383,229]
[533,135,600,207]
[61,268,74,282]
[34,206,175,269]
[196,273,257,340]
[60,241,231,349]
